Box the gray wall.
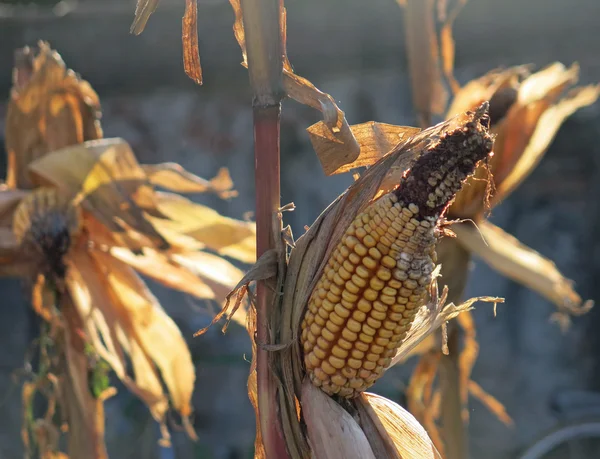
[1,0,600,457]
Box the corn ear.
[301,110,494,397]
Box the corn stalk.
[239,0,289,457]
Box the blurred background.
[1,0,600,457]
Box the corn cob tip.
[395,103,494,217]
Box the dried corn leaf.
[228,0,360,175]
[61,295,112,459]
[456,310,478,423]
[400,0,447,126]
[110,246,216,300]
[388,270,502,367]
[142,164,236,198]
[448,64,599,218]
[405,352,445,456]
[306,122,421,175]
[5,42,102,189]
[151,191,256,263]
[28,138,167,249]
[182,0,202,85]
[468,380,513,427]
[359,392,442,459]
[246,305,266,459]
[90,250,196,424]
[302,379,376,459]
[499,83,600,199]
[454,220,593,317]
[172,251,246,314]
[131,0,161,34]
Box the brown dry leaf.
[468,380,513,427]
[27,138,167,249]
[182,0,202,85]
[142,164,236,198]
[150,191,256,263]
[228,0,360,175]
[301,379,376,459]
[438,0,467,95]
[359,392,443,459]
[5,42,102,189]
[246,305,266,459]
[453,220,593,318]
[306,122,421,175]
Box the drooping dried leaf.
[5,42,102,189]
[142,164,236,198]
[182,0,203,85]
[302,379,376,459]
[61,294,113,459]
[228,0,360,175]
[246,305,266,459]
[150,191,256,263]
[90,250,196,425]
[171,251,246,311]
[454,220,592,320]
[468,380,513,427]
[130,0,161,34]
[358,392,442,459]
[456,310,478,422]
[110,246,216,298]
[405,351,445,456]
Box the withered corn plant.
[398,1,600,458]
[0,43,256,458]
[129,1,513,458]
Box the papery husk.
[357,392,443,459]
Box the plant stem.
[240,0,288,457]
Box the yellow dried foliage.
[1,43,255,456]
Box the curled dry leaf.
[182,0,202,85]
[5,42,102,190]
[453,220,593,319]
[448,63,600,219]
[228,0,360,175]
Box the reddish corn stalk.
[240,0,289,457]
